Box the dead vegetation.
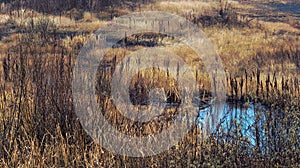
[0,0,299,167]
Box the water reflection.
[198,102,267,146]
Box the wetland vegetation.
[0,0,299,167]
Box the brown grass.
[0,0,299,167]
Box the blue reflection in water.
[197,102,267,146]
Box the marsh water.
[197,102,267,146]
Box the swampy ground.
[0,0,299,167]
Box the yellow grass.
[0,1,299,167]
[141,0,217,16]
[260,20,300,34]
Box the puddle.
[197,102,267,146]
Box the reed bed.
[0,3,299,167]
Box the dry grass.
[147,1,213,15]
[204,26,300,73]
[0,0,299,167]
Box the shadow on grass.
[266,2,300,16]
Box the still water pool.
[197,102,267,145]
